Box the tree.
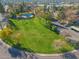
[0,13,4,30]
[44,4,49,13]
[19,2,26,12]
[56,6,66,23]
[0,21,3,30]
[43,12,53,30]
[0,1,4,13]
[77,5,79,15]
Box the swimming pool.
[20,14,34,18]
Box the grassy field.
[2,17,74,54]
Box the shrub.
[52,39,74,53]
[0,27,13,38]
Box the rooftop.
[0,13,8,22]
[1,0,79,5]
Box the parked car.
[70,26,79,32]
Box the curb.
[35,50,78,56]
[0,39,79,57]
[0,39,11,48]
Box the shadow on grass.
[43,24,59,34]
[63,53,78,59]
[8,20,19,30]
[12,43,35,53]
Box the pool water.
[21,14,33,17]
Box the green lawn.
[3,17,74,53]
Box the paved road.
[63,28,79,42]
[66,28,79,42]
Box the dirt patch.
[52,40,66,49]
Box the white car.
[70,26,79,32]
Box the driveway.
[56,26,79,46]
[65,28,79,42]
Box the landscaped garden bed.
[0,17,75,54]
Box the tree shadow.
[8,20,19,30]
[63,53,78,59]
[8,47,23,58]
[12,43,35,53]
[8,43,38,59]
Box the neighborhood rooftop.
[1,0,79,5]
[0,13,8,22]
